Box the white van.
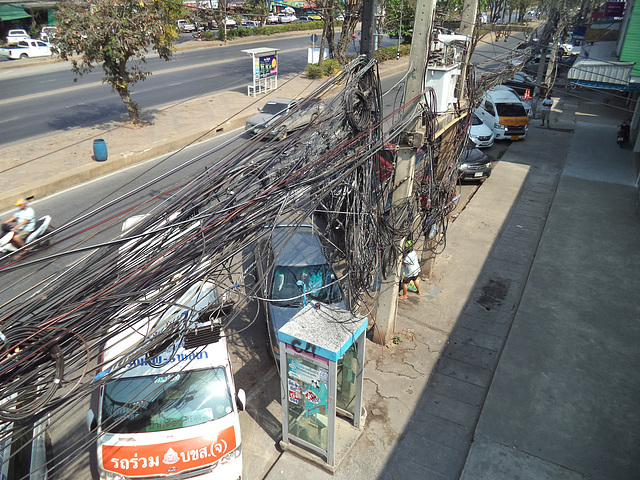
[475,86,530,141]
[88,280,245,480]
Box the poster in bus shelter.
[254,54,277,79]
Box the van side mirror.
[236,389,246,411]
[86,409,97,431]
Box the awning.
[569,79,640,91]
[0,4,32,21]
[567,41,636,90]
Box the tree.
[384,0,416,43]
[53,0,182,124]
[334,0,364,64]
[245,0,270,27]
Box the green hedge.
[374,44,411,62]
[201,20,342,41]
[305,45,410,79]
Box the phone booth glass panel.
[285,352,329,450]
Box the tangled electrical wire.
[0,52,473,476]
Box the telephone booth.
[278,303,367,469]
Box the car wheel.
[20,53,28,59]
[310,113,319,123]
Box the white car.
[266,13,279,24]
[469,113,494,148]
[0,39,52,60]
[177,19,196,32]
[39,25,57,42]
[5,29,29,45]
[277,13,296,23]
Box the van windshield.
[496,103,527,117]
[271,264,344,307]
[102,368,232,434]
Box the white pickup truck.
[0,39,52,59]
[5,28,29,45]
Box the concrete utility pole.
[360,0,376,58]
[457,0,478,100]
[459,0,478,37]
[374,0,436,345]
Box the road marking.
[1,46,302,106]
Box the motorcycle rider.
[617,121,630,148]
[2,198,35,249]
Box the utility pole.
[360,0,376,58]
[373,0,436,345]
[456,0,478,101]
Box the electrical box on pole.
[373,0,436,345]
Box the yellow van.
[475,86,529,140]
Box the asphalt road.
[0,31,398,147]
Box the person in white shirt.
[2,198,36,249]
[399,240,422,299]
[540,94,553,128]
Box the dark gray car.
[245,98,324,140]
[458,148,492,181]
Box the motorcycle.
[0,215,54,255]
[192,31,203,40]
[617,122,630,148]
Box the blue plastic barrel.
[93,139,108,161]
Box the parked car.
[0,39,52,59]
[266,13,279,24]
[245,97,324,140]
[468,113,495,148]
[39,25,57,42]
[241,19,260,28]
[177,19,196,32]
[474,86,529,141]
[335,13,345,21]
[493,84,533,117]
[89,278,245,480]
[277,13,296,23]
[223,17,237,27]
[5,29,29,45]
[254,223,346,362]
[458,148,492,181]
[502,71,536,96]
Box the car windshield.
[496,103,527,117]
[101,368,232,434]
[261,102,289,115]
[472,114,483,125]
[271,264,343,307]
